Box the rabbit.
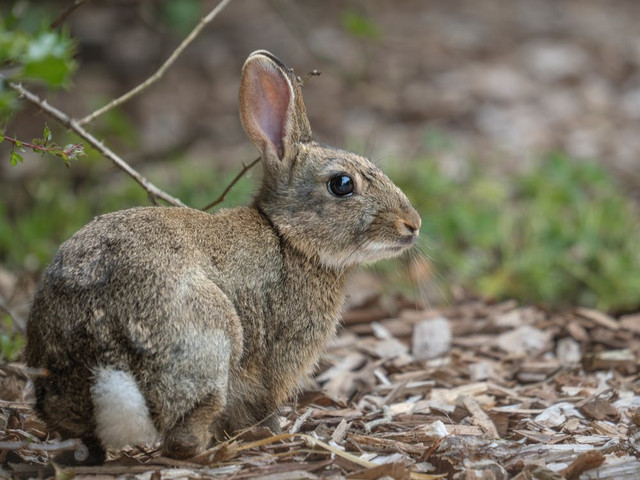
[25,50,421,464]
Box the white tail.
[91,368,159,448]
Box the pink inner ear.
[255,70,290,159]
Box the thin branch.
[2,134,83,160]
[50,0,91,29]
[202,157,260,211]
[9,81,187,207]
[77,0,234,126]
[0,439,82,452]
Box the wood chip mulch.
[0,295,639,479]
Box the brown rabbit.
[26,50,421,464]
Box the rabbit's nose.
[401,208,421,237]
[402,221,419,235]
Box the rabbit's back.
[27,206,276,351]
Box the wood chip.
[331,419,351,444]
[583,349,638,374]
[578,459,640,480]
[346,462,411,480]
[575,308,620,330]
[461,395,500,439]
[619,314,640,333]
[495,325,551,354]
[579,398,621,422]
[566,321,590,343]
[412,317,451,360]
[349,433,425,455]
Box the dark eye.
[328,174,355,197]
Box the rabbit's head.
[240,51,420,270]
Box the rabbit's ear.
[239,51,312,162]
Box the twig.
[288,407,314,434]
[0,438,82,452]
[77,0,234,126]
[461,395,500,439]
[202,157,260,211]
[0,399,35,411]
[9,82,187,207]
[2,133,83,160]
[50,0,90,29]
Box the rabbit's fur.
[26,50,420,463]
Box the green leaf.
[59,151,70,166]
[65,144,85,160]
[43,124,52,143]
[10,150,23,166]
[0,133,4,143]
[11,30,77,87]
[23,55,75,88]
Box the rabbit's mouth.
[367,239,416,256]
[393,232,420,249]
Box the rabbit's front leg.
[262,411,281,433]
[163,393,225,458]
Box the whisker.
[407,240,452,310]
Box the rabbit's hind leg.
[162,393,225,459]
[156,325,234,458]
[146,282,242,459]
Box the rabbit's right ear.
[239,51,312,163]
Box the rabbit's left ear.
[239,50,312,162]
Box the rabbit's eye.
[328,174,355,197]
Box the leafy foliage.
[1,125,85,166]
[1,4,79,164]
[0,11,76,114]
[395,153,640,312]
[0,154,256,271]
[0,316,24,362]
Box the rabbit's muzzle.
[397,207,421,243]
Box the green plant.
[0,316,24,361]
[1,126,84,166]
[0,7,77,117]
[394,153,640,312]
[1,3,80,169]
[0,154,258,271]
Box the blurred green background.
[2,0,640,360]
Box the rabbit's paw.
[162,422,210,459]
[262,412,282,433]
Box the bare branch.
[50,0,91,29]
[0,438,82,452]
[77,0,234,126]
[202,157,260,211]
[9,81,187,207]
